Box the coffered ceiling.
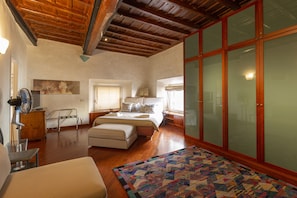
[6,0,253,57]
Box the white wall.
[0,0,29,144]
[148,43,184,96]
[26,39,150,126]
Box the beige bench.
[0,144,107,198]
[88,123,137,149]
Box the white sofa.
[0,144,107,198]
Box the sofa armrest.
[0,157,106,198]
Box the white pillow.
[0,144,11,189]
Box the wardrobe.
[184,0,297,185]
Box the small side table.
[9,148,39,172]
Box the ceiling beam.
[117,9,190,35]
[5,0,37,45]
[105,30,169,48]
[167,0,219,21]
[83,0,120,55]
[122,0,200,29]
[218,0,241,10]
[98,42,154,54]
[97,45,151,57]
[102,34,162,51]
[109,21,179,43]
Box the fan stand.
[7,88,32,171]
[11,107,26,171]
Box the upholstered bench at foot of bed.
[88,124,137,149]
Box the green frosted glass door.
[185,60,199,139]
[228,46,256,158]
[264,33,297,172]
[185,33,199,59]
[203,55,222,146]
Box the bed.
[92,97,164,137]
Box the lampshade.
[0,37,9,54]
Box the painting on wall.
[33,79,80,94]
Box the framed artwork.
[33,79,80,95]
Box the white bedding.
[93,112,163,130]
[93,97,164,131]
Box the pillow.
[0,144,11,189]
[141,104,156,113]
[131,103,142,112]
[120,103,133,112]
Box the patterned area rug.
[113,146,297,198]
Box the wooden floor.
[28,125,198,198]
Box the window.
[94,86,120,110]
[165,84,184,113]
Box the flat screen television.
[31,90,41,110]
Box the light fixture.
[0,37,9,54]
[245,72,255,80]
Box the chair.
[0,128,39,171]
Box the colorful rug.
[113,146,297,198]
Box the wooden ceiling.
[6,0,253,57]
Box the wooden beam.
[5,0,37,46]
[218,0,240,10]
[167,0,219,21]
[102,34,161,51]
[83,0,120,55]
[105,30,168,49]
[110,21,179,43]
[122,0,200,29]
[117,9,190,35]
[97,45,151,57]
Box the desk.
[9,148,39,171]
[163,111,184,128]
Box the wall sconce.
[0,37,9,54]
[245,72,255,80]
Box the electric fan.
[7,88,33,146]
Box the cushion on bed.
[141,104,156,113]
[120,103,133,112]
[123,97,164,113]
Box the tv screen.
[31,90,41,109]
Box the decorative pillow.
[131,103,142,112]
[141,104,156,113]
[120,103,133,112]
[0,144,11,189]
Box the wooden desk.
[164,112,184,128]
